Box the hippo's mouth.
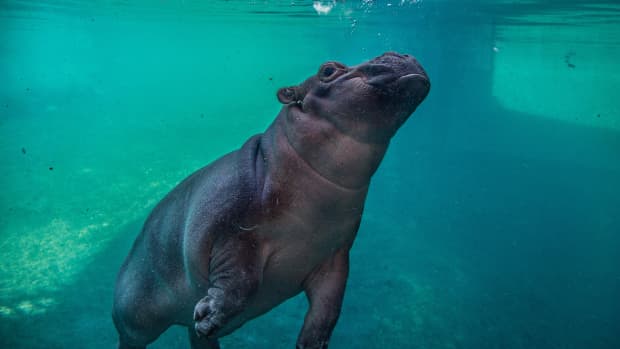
[363,72,430,96]
[367,72,427,85]
[396,73,431,89]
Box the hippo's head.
[277,52,430,144]
[275,52,430,188]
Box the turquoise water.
[1,1,619,348]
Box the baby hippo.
[113,52,430,349]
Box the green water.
[1,1,619,348]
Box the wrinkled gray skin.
[113,52,430,349]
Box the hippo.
[113,52,430,349]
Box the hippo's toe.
[195,318,222,338]
[193,289,226,337]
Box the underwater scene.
[1,0,619,348]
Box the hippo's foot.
[193,235,262,338]
[193,288,227,338]
[188,326,221,349]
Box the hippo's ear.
[277,87,297,104]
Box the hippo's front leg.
[193,234,261,338]
[296,247,350,349]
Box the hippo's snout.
[362,52,430,95]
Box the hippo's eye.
[318,62,345,82]
[322,66,336,77]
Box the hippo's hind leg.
[112,267,174,349]
[113,291,172,349]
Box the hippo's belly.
[210,202,361,335]
[209,240,316,336]
[250,217,356,311]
